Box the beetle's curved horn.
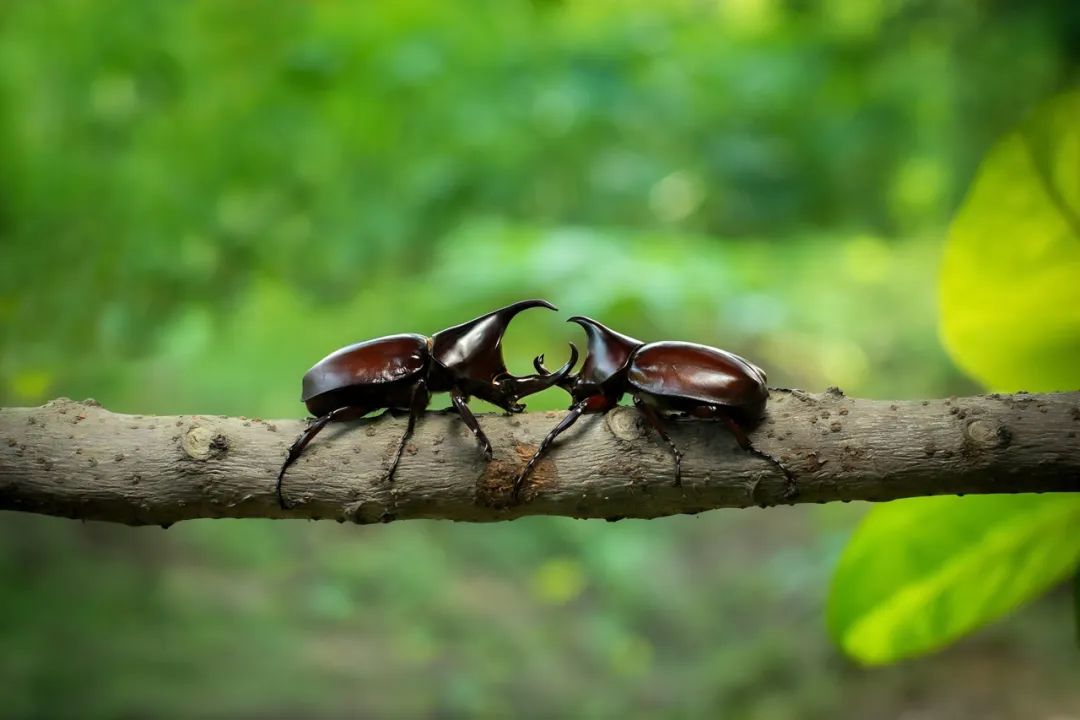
[533,346,580,389]
[503,343,579,400]
[430,299,558,381]
[566,315,644,386]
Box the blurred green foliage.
[2,0,1076,401]
[831,88,1080,666]
[1,0,1079,717]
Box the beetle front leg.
[513,398,589,502]
[633,396,684,486]
[386,380,430,483]
[450,387,493,458]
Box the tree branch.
[1,391,1078,526]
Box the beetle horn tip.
[566,342,579,366]
[522,298,557,312]
[533,353,548,375]
[547,342,579,381]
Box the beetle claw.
[503,343,579,400]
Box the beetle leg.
[513,398,590,503]
[277,406,367,510]
[715,411,751,449]
[450,387,493,458]
[386,381,429,483]
[633,396,684,486]
[716,412,798,502]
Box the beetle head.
[536,316,644,403]
[430,300,578,412]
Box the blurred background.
[1,1,1078,717]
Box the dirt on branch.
[0,391,1078,526]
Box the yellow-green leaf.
[828,495,1080,665]
[940,89,1080,392]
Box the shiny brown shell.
[301,333,429,402]
[626,341,768,417]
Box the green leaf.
[939,89,1080,392]
[828,495,1080,665]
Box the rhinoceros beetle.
[517,316,793,501]
[277,300,577,509]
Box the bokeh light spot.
[843,235,892,284]
[10,369,52,401]
[608,634,653,677]
[90,74,138,122]
[531,558,586,605]
[649,170,705,223]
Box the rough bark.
[0,391,1078,526]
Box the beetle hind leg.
[715,411,798,502]
[633,396,684,486]
[277,406,368,510]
